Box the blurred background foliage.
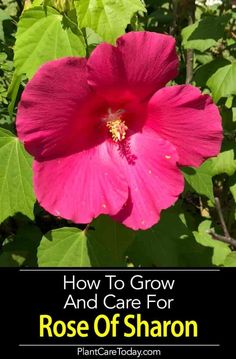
[0,0,236,267]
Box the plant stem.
[207,197,236,250]
[214,197,231,239]
[185,1,195,84]
[83,223,91,235]
[170,0,178,35]
[207,229,236,249]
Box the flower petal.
[87,31,178,101]
[113,128,184,230]
[34,141,128,223]
[16,57,107,161]
[147,85,223,167]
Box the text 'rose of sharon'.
[16,31,222,230]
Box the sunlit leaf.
[193,220,231,266]
[74,0,146,44]
[14,7,86,78]
[211,149,236,177]
[224,252,236,267]
[207,63,236,102]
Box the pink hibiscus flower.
[16,32,222,230]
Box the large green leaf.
[182,15,230,52]
[207,63,236,103]
[74,0,146,44]
[193,220,231,266]
[0,128,35,223]
[182,160,214,201]
[127,205,213,267]
[14,7,86,78]
[37,215,135,267]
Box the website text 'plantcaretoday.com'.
[77,346,161,357]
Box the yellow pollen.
[106,119,128,142]
[104,109,128,142]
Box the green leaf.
[194,58,230,88]
[88,215,135,266]
[207,63,236,103]
[182,15,230,52]
[211,150,236,177]
[85,27,102,54]
[74,0,146,44]
[127,205,213,267]
[37,216,135,267]
[0,9,11,42]
[195,52,213,65]
[193,220,231,266]
[0,128,35,223]
[224,252,236,267]
[38,228,92,267]
[14,7,86,79]
[182,160,214,201]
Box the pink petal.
[147,85,223,167]
[34,141,128,223]
[87,31,178,101]
[16,57,107,161]
[113,128,184,230]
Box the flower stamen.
[107,119,128,142]
[104,109,128,142]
